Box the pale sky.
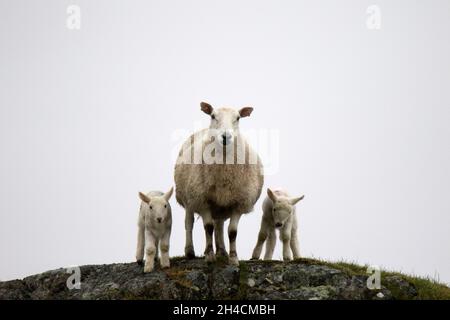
[1,0,449,285]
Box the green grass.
[292,257,450,300]
[383,273,450,300]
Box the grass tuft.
[292,257,450,300]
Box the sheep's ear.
[239,107,253,118]
[267,188,277,202]
[201,102,213,115]
[139,192,151,203]
[289,195,305,205]
[163,187,174,201]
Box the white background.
[1,0,449,284]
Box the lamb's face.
[200,102,253,146]
[267,188,305,228]
[138,187,173,225]
[146,197,170,224]
[272,200,293,228]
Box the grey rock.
[0,258,420,300]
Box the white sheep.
[135,187,173,272]
[174,102,264,265]
[252,188,304,261]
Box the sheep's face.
[147,197,170,224]
[209,108,240,146]
[267,188,304,228]
[139,188,173,224]
[200,102,253,146]
[272,200,293,228]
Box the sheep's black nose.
[275,222,282,228]
[221,132,232,145]
[157,218,162,223]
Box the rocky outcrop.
[0,258,419,300]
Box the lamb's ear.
[200,102,213,115]
[163,187,174,201]
[267,188,277,202]
[139,192,151,203]
[239,107,253,118]
[289,195,305,205]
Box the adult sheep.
[174,102,264,265]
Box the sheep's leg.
[159,230,171,269]
[251,226,268,260]
[155,238,159,262]
[228,212,241,266]
[290,231,301,259]
[184,208,195,259]
[202,211,216,263]
[290,214,300,259]
[144,230,157,272]
[135,223,145,265]
[214,219,228,258]
[263,230,276,260]
[280,229,293,261]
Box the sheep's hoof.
[160,262,170,269]
[216,248,229,258]
[185,246,196,259]
[283,256,293,262]
[136,259,143,266]
[250,257,260,261]
[143,264,154,273]
[228,255,239,266]
[205,251,216,263]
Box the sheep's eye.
[211,115,215,120]
[273,208,276,212]
[149,206,153,210]
[236,116,240,121]
[164,204,167,208]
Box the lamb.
[251,188,304,261]
[174,102,264,265]
[135,187,173,272]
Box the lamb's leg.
[228,212,241,266]
[263,230,276,260]
[144,230,157,272]
[136,223,145,265]
[251,226,268,260]
[214,219,228,258]
[159,230,171,269]
[184,208,195,259]
[290,232,301,259]
[202,211,215,262]
[280,229,293,261]
[290,215,300,259]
